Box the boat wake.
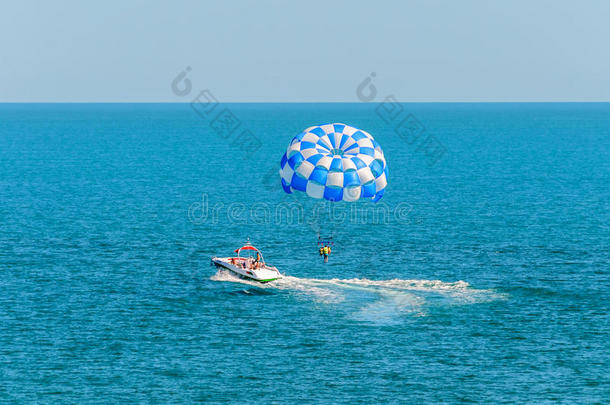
[211,270,506,323]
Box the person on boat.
[254,252,261,269]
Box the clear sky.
[1,0,609,102]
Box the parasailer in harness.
[317,236,334,263]
[320,244,331,262]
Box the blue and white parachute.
[280,123,388,202]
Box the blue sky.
[1,0,609,102]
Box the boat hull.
[211,257,282,283]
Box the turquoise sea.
[1,103,609,403]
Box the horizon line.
[1,101,610,104]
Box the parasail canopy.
[279,123,388,202]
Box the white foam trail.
[271,276,345,304]
[297,277,506,303]
[210,270,506,318]
[210,270,344,303]
[299,277,470,291]
[351,291,426,324]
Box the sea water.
[0,103,608,403]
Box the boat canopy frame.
[234,243,265,263]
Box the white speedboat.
[211,241,282,283]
